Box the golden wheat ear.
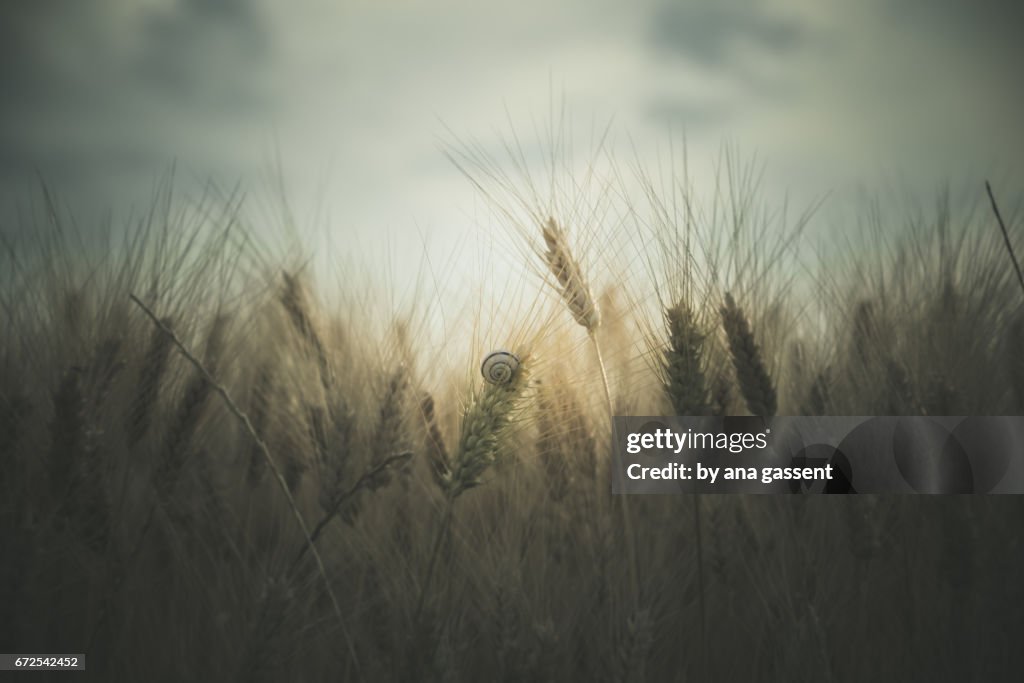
[541,217,600,331]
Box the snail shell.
[481,350,520,385]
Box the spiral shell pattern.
[481,350,520,385]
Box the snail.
[481,350,520,385]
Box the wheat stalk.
[986,181,1024,297]
[884,357,917,415]
[128,294,361,674]
[246,365,274,488]
[49,366,84,503]
[366,366,410,492]
[89,337,125,406]
[801,370,831,416]
[539,215,640,611]
[614,609,654,683]
[416,357,531,622]
[289,450,413,577]
[1009,316,1024,411]
[659,299,713,677]
[157,313,228,501]
[0,394,31,461]
[421,391,451,492]
[48,364,112,553]
[535,381,571,502]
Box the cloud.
[0,0,271,192]
[884,0,1024,42]
[648,0,807,67]
[0,0,1021,266]
[134,0,268,104]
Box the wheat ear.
[662,300,711,415]
[445,360,531,498]
[659,299,712,677]
[157,313,228,501]
[416,358,531,622]
[280,271,333,394]
[720,292,777,417]
[542,217,600,329]
[128,294,360,673]
[540,216,639,611]
[540,217,612,412]
[126,318,173,445]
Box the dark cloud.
[885,0,1024,44]
[880,0,1024,121]
[0,4,74,114]
[0,0,1021,254]
[0,0,270,185]
[135,0,269,106]
[648,0,805,67]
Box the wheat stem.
[985,181,1024,298]
[693,493,708,683]
[590,331,640,611]
[290,450,413,576]
[129,294,361,676]
[414,503,455,624]
[539,216,640,612]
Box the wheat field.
[1,147,1023,682]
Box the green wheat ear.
[442,358,531,500]
[663,300,711,416]
[720,292,777,417]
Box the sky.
[1,0,1022,305]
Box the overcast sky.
[2,0,1022,300]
